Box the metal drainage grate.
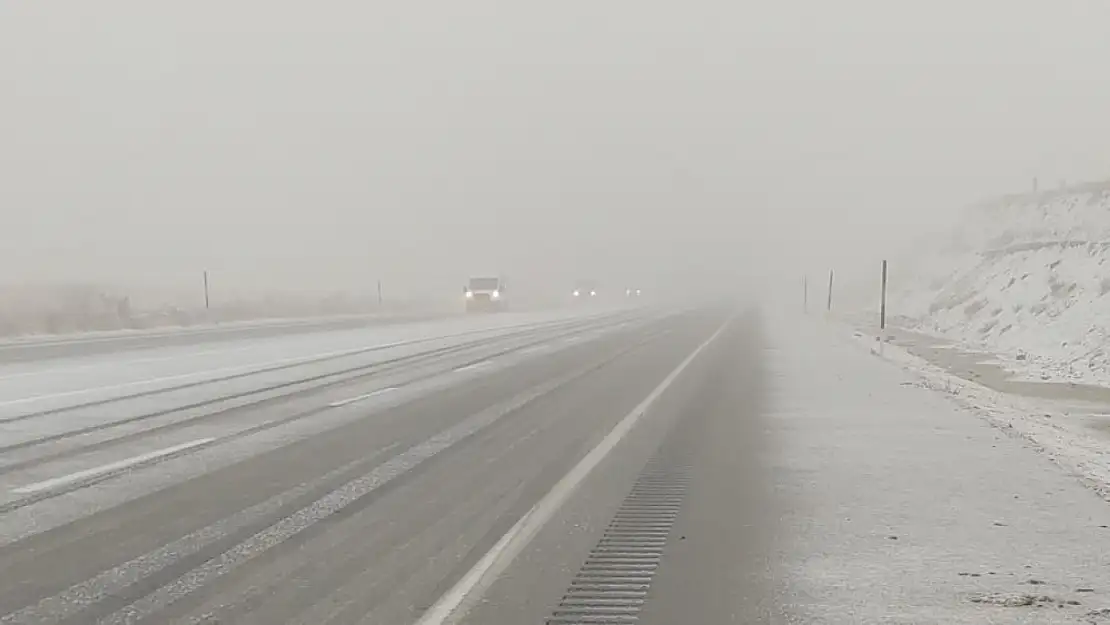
[546,461,690,624]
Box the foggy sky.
[4,1,1110,300]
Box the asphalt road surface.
[0,306,770,624]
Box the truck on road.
[464,276,508,313]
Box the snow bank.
[891,181,1110,385]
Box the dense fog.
[3,1,1110,311]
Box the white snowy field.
[769,313,1110,624]
[887,180,1110,386]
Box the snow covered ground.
[769,313,1110,624]
[847,326,1110,502]
[888,180,1110,386]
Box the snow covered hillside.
[890,180,1110,385]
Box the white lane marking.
[12,438,215,495]
[0,442,401,625]
[415,316,733,625]
[95,371,582,625]
[327,387,398,408]
[453,361,491,373]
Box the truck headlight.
[491,290,501,299]
[573,290,580,297]
[465,291,474,299]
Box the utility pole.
[803,275,808,314]
[203,271,210,310]
[827,269,834,312]
[880,260,888,330]
[377,280,383,306]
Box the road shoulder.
[771,315,1110,624]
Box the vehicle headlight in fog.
[491,290,501,299]
[573,290,580,297]
[590,290,597,297]
[636,289,641,296]
[465,291,474,299]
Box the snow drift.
[890,180,1110,385]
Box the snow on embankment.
[891,181,1110,385]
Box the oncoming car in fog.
[464,276,507,313]
[571,280,599,301]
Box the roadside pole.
[203,271,210,310]
[827,269,834,313]
[878,260,888,357]
[803,275,808,314]
[377,280,383,306]
[880,260,887,330]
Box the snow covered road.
[4,304,1110,623]
[0,309,622,415]
[0,306,712,624]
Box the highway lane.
[0,305,758,624]
[0,312,629,431]
[0,306,710,623]
[0,310,628,416]
[0,311,649,540]
[441,309,771,625]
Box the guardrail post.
[827,269,834,312]
[880,260,887,330]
